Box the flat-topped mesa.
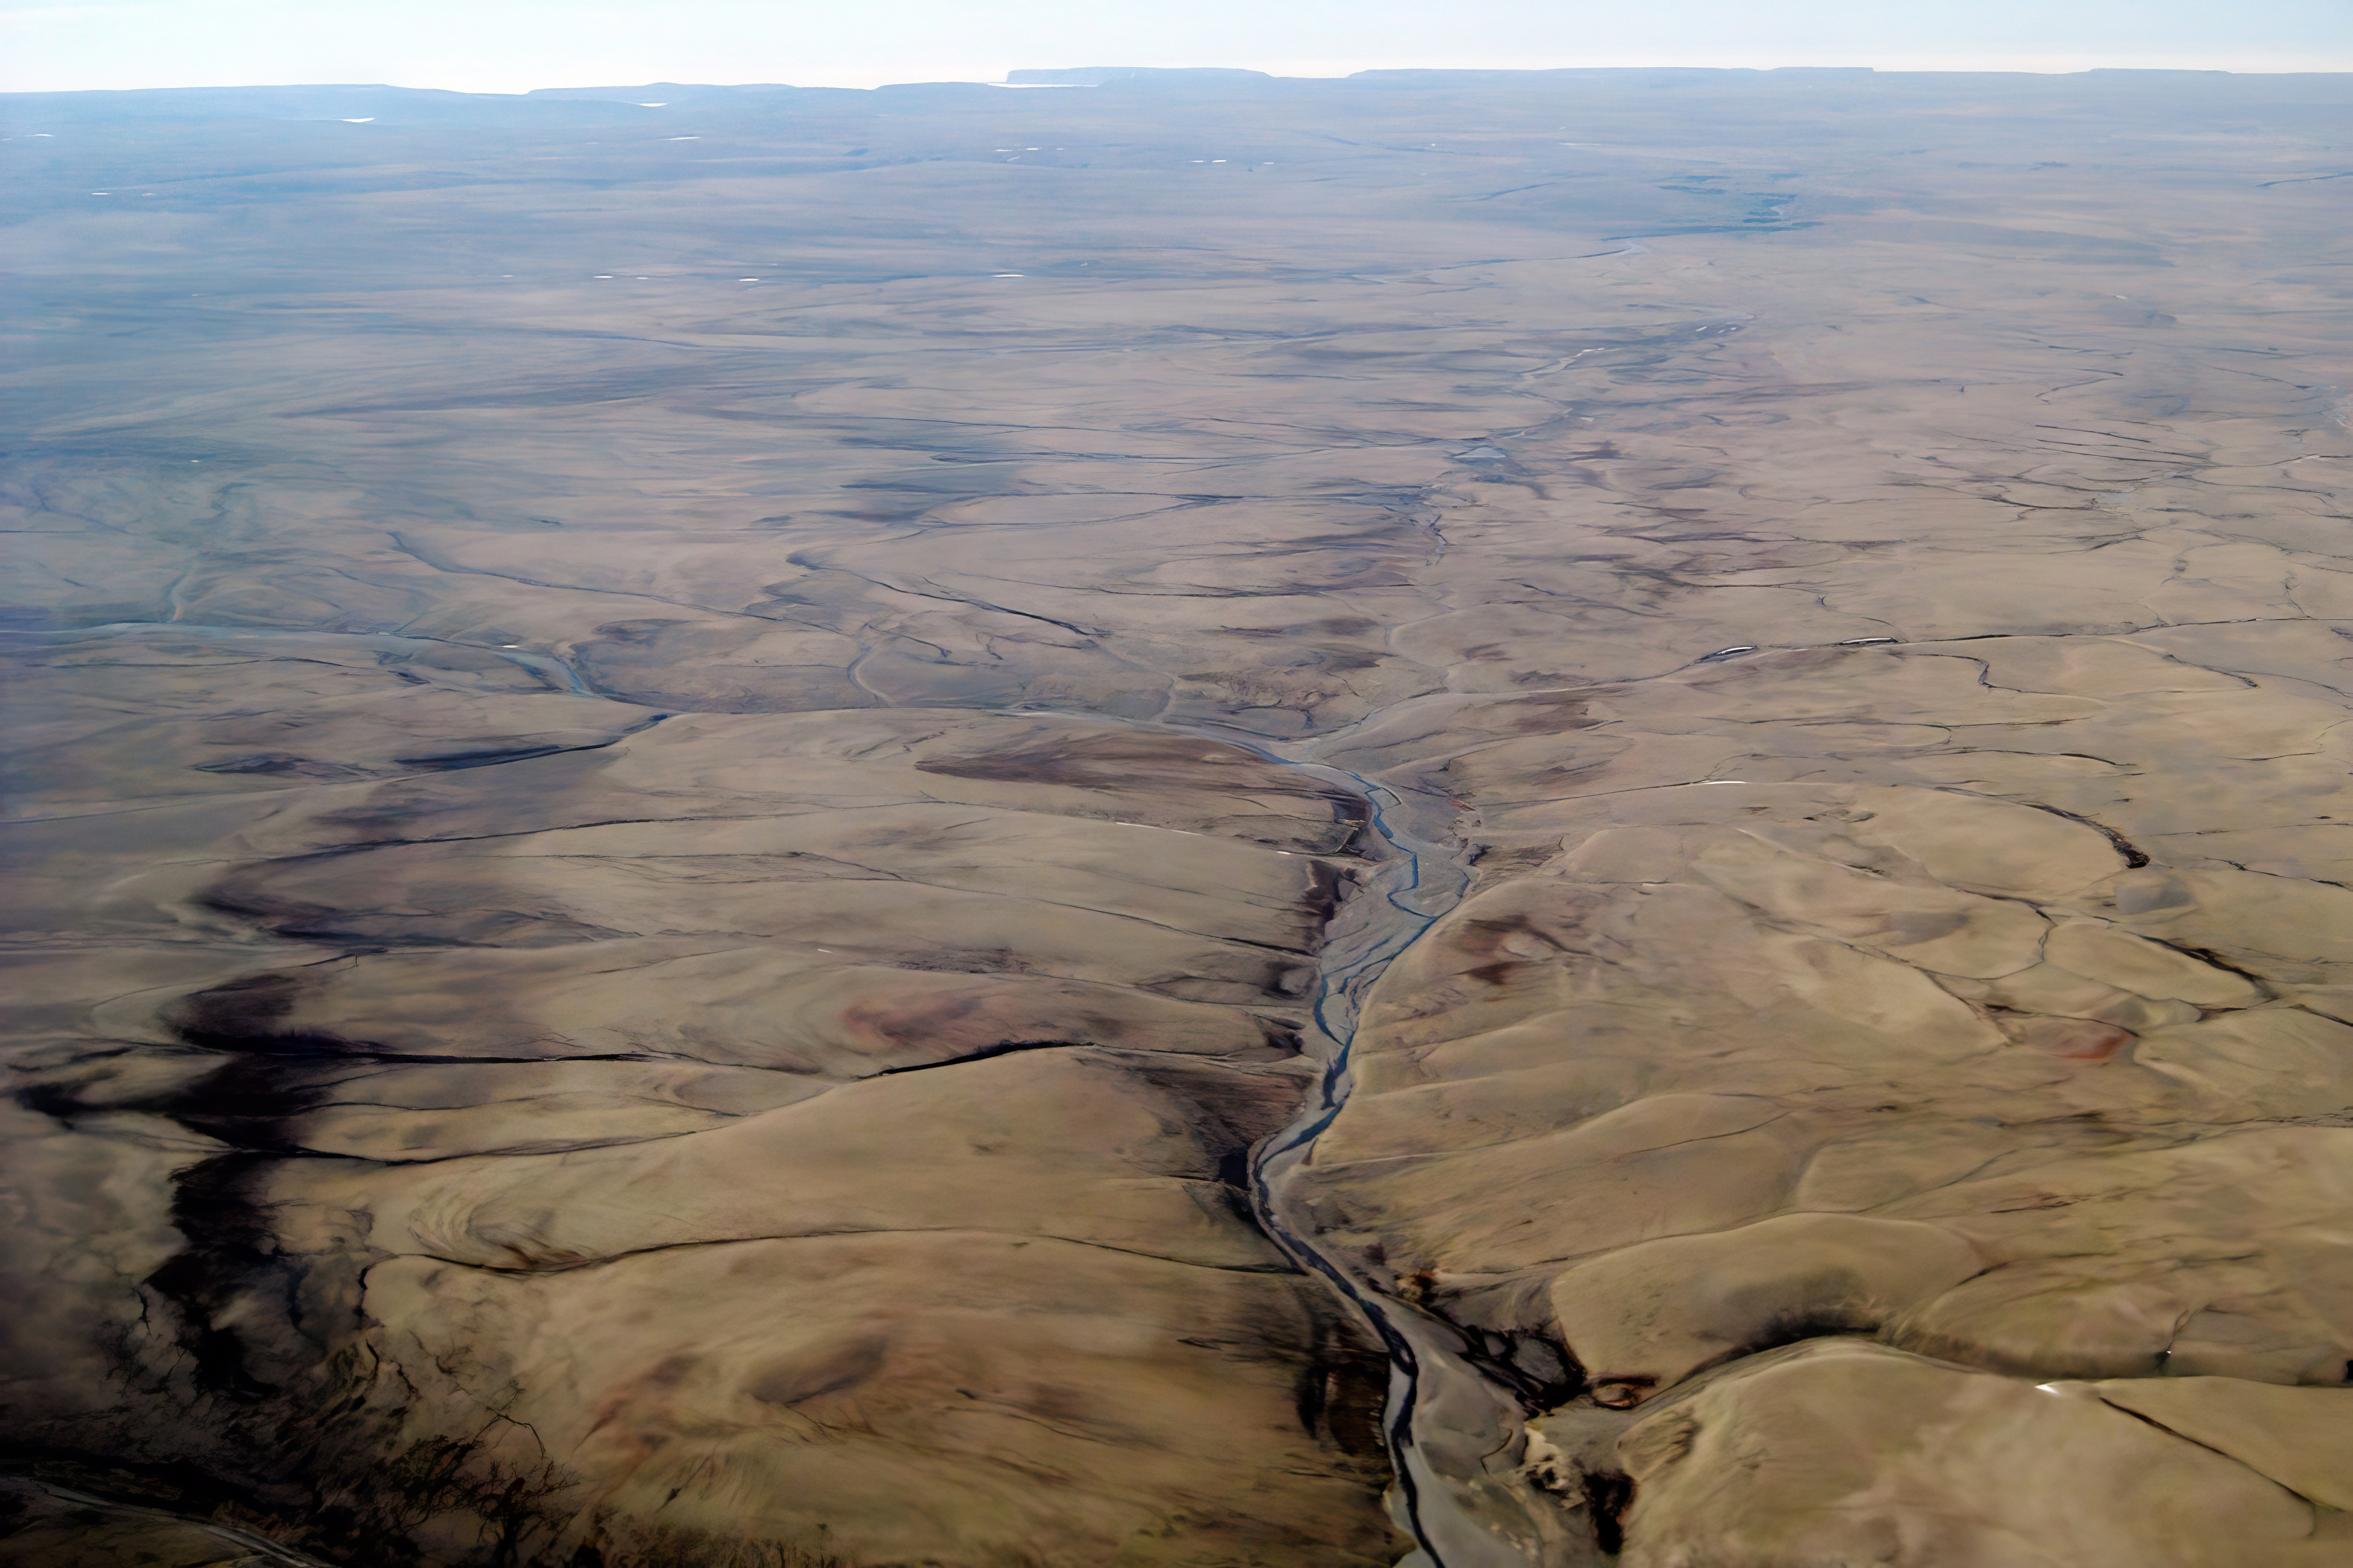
[1005,67,1278,85]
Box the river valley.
[6,65,2353,1567]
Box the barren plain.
[3,65,2352,1567]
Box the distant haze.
[2,0,2346,94]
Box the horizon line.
[9,57,2353,98]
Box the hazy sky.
[4,0,2347,94]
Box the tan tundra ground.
[2,67,2350,1567]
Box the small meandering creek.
[1218,736,1547,1568]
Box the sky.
[3,0,2348,95]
